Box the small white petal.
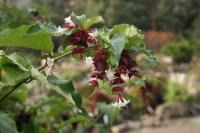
[88,32,95,38]
[64,16,76,27]
[122,97,130,106]
[106,70,115,80]
[85,57,93,66]
[45,58,55,75]
[53,26,67,36]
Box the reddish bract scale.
[111,77,124,85]
[92,50,108,72]
[112,86,125,93]
[89,80,99,87]
[91,72,106,80]
[69,29,89,48]
[69,29,96,48]
[72,47,86,59]
[115,50,138,78]
[66,23,78,30]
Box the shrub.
[161,39,193,63]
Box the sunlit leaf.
[0,25,53,52]
[47,75,75,93]
[71,90,82,107]
[84,16,104,28]
[0,112,19,133]
[111,34,128,64]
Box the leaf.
[0,51,31,71]
[47,75,75,93]
[71,91,82,107]
[73,14,87,28]
[0,25,53,52]
[40,23,57,33]
[0,112,19,133]
[112,24,138,38]
[0,51,31,87]
[111,34,128,64]
[9,85,28,103]
[31,67,46,81]
[98,103,118,125]
[84,16,104,28]
[61,115,88,126]
[27,24,41,34]
[64,45,76,54]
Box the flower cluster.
[69,29,96,57]
[88,50,108,87]
[52,15,144,109]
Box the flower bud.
[89,80,98,87]
[112,86,124,93]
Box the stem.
[0,45,96,102]
[0,51,73,102]
[0,78,29,102]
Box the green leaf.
[47,75,75,93]
[71,90,82,107]
[73,14,87,28]
[0,25,53,52]
[0,51,31,87]
[0,112,19,133]
[9,85,28,103]
[40,23,57,33]
[0,51,31,71]
[64,45,76,54]
[61,115,88,126]
[31,67,46,81]
[27,24,41,34]
[112,24,138,38]
[98,103,119,125]
[84,16,104,28]
[96,28,111,49]
[111,34,128,64]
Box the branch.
[0,45,96,102]
[0,51,73,102]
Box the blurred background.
[1,0,200,133]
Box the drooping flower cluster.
[112,94,130,109]
[115,50,139,79]
[88,50,108,87]
[110,50,139,109]
[52,15,145,109]
[69,29,96,57]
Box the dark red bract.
[92,50,108,72]
[69,29,95,48]
[112,86,125,93]
[111,77,124,85]
[89,80,99,87]
[115,50,138,78]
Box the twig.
[0,51,73,102]
[0,78,29,102]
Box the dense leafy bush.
[0,9,155,132]
[164,81,192,103]
[161,40,193,63]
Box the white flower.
[112,97,130,109]
[106,70,115,80]
[53,26,67,36]
[46,57,55,76]
[88,32,95,38]
[64,16,76,27]
[85,57,93,66]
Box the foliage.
[0,112,18,133]
[0,5,155,132]
[161,39,193,63]
[164,81,192,103]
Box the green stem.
[0,78,29,102]
[0,51,73,102]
